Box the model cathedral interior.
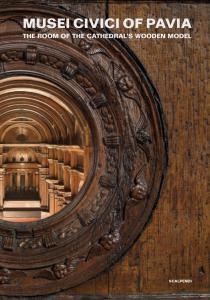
[0,75,92,222]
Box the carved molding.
[0,4,167,297]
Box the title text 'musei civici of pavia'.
[23,18,192,30]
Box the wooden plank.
[0,1,207,297]
[59,1,209,296]
[106,1,210,295]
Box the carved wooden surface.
[67,1,209,297]
[0,1,167,297]
[0,1,209,299]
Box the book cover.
[0,1,208,299]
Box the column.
[48,159,54,178]
[0,146,4,167]
[17,173,20,192]
[54,160,58,178]
[54,190,59,213]
[9,173,13,191]
[63,165,71,190]
[48,188,55,215]
[35,172,39,192]
[58,163,64,182]
[25,173,29,191]
[70,150,77,169]
[46,178,59,215]
[70,170,80,196]
[0,168,5,209]
[39,168,49,210]
[32,173,36,190]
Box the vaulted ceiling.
[0,76,89,146]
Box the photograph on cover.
[0,1,208,299]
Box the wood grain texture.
[0,1,167,296]
[66,1,210,296]
[0,1,208,298]
[1,0,106,19]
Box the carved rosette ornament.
[0,4,167,297]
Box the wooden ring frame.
[0,5,167,296]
